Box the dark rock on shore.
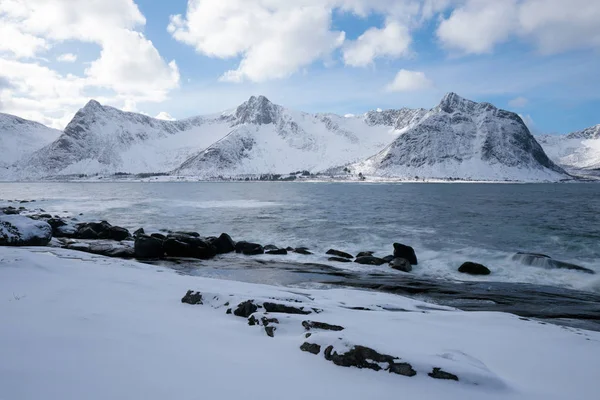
[210,233,236,254]
[0,215,53,246]
[134,234,164,259]
[393,243,418,265]
[133,228,145,238]
[513,252,595,274]
[389,363,417,377]
[235,241,264,255]
[429,368,459,381]
[263,302,311,315]
[266,248,288,255]
[151,233,167,240]
[329,256,352,263]
[458,262,491,275]
[1,206,20,215]
[75,221,131,241]
[324,345,396,372]
[181,290,203,305]
[326,249,354,259]
[164,237,217,259]
[234,300,258,318]
[64,240,134,258]
[300,342,321,355]
[264,326,276,337]
[355,256,387,266]
[390,258,412,272]
[382,255,395,263]
[302,320,344,331]
[294,248,313,255]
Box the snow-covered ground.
[1,246,599,400]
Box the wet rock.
[294,248,313,255]
[300,342,321,355]
[389,363,417,377]
[1,206,20,215]
[393,243,418,265]
[264,245,279,251]
[329,257,352,263]
[134,234,164,259]
[263,302,311,315]
[302,320,345,331]
[0,215,52,246]
[428,368,459,381]
[164,238,217,259]
[355,256,387,266]
[326,249,354,259]
[211,233,236,254]
[513,252,594,274]
[356,251,374,258]
[175,231,200,237]
[266,248,288,255]
[235,241,264,255]
[458,262,491,275]
[151,233,167,240]
[181,290,203,305]
[234,300,258,318]
[382,255,395,263]
[109,226,130,241]
[264,326,276,337]
[75,221,130,241]
[390,258,412,272]
[324,345,396,372]
[133,228,145,238]
[65,240,135,258]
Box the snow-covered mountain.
[0,113,62,169]
[537,124,600,170]
[348,93,567,181]
[175,96,423,176]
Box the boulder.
[0,215,52,246]
[329,257,352,263]
[390,258,412,272]
[326,249,354,259]
[512,252,594,274]
[134,234,164,259]
[302,321,344,331]
[428,368,459,381]
[263,302,311,315]
[393,243,418,265]
[65,240,134,258]
[458,262,491,275]
[266,248,288,255]
[234,300,258,318]
[300,343,321,355]
[235,241,264,255]
[181,290,203,305]
[382,255,395,263]
[323,345,410,374]
[211,233,236,254]
[264,326,276,337]
[264,245,279,251]
[133,228,145,238]
[164,238,216,259]
[75,221,131,241]
[354,256,387,266]
[151,233,167,240]
[294,248,313,255]
[1,206,20,215]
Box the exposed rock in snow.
[0,113,61,168]
[537,124,600,170]
[350,93,567,182]
[0,215,52,246]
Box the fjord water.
[1,182,599,292]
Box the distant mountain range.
[536,124,600,171]
[1,93,594,182]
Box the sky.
[0,0,599,134]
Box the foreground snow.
[1,247,599,400]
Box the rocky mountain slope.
[348,93,567,181]
[0,113,61,169]
[175,96,423,177]
[537,124,600,170]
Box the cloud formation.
[386,69,433,92]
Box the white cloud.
[509,96,528,108]
[519,113,538,133]
[437,0,600,55]
[155,111,175,121]
[386,69,433,92]
[0,0,179,127]
[343,20,412,67]
[57,53,77,63]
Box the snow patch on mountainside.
[0,113,61,169]
[350,93,567,182]
[537,125,600,170]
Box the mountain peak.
[83,99,103,110]
[437,92,479,114]
[235,95,280,125]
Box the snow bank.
[1,247,599,400]
[0,215,52,246]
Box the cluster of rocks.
[181,290,460,382]
[324,243,418,273]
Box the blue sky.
[1,0,599,134]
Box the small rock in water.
[300,342,321,355]
[302,320,344,331]
[266,248,288,255]
[235,241,264,255]
[329,257,352,263]
[354,256,387,266]
[390,258,412,272]
[428,368,459,381]
[211,233,236,254]
[513,252,594,274]
[294,248,313,255]
[458,262,491,275]
[356,251,374,258]
[326,249,354,259]
[133,228,145,238]
[181,290,203,305]
[382,255,395,263]
[264,245,279,251]
[151,233,167,240]
[393,243,418,265]
[234,300,258,318]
